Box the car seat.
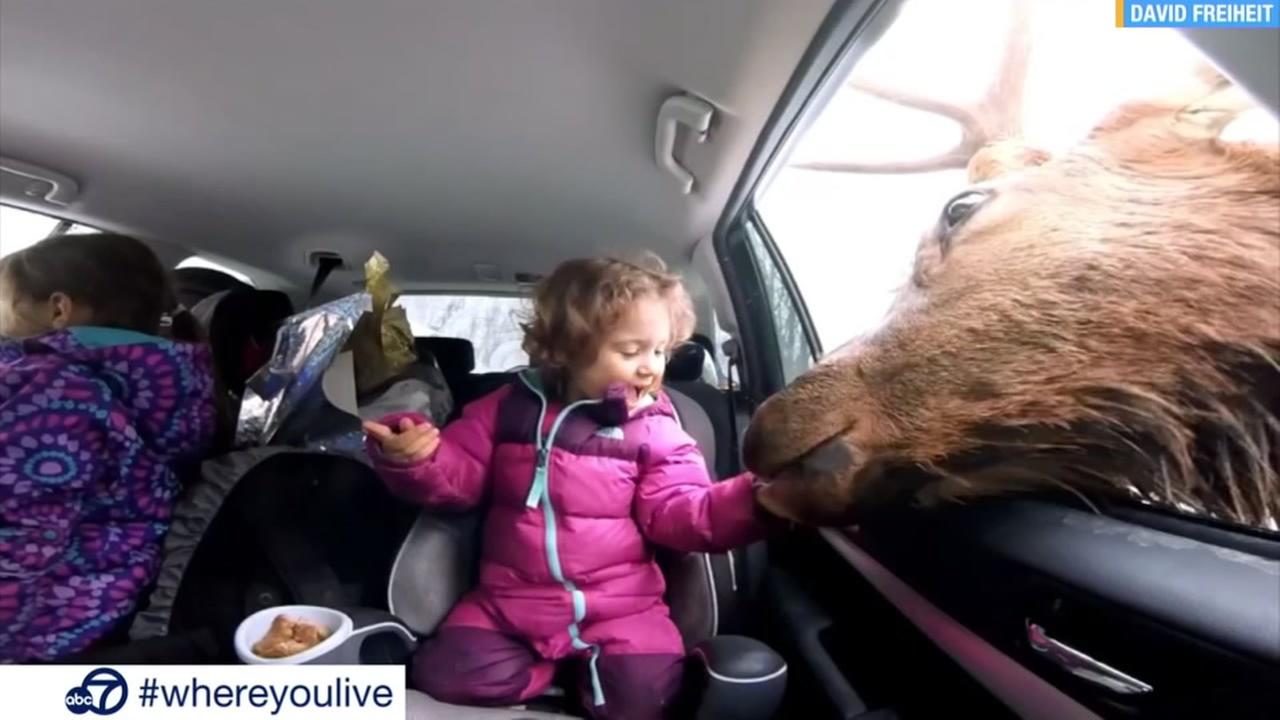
[412,336,514,416]
[314,384,786,719]
[113,448,421,663]
[190,287,295,401]
[89,307,454,663]
[665,341,735,481]
[414,337,475,390]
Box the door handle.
[1027,622,1153,695]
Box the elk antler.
[793,0,1032,174]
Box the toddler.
[365,255,773,719]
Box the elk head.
[743,7,1280,529]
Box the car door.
[713,1,1280,718]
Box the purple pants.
[413,626,685,720]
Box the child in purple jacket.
[365,255,775,719]
[0,233,217,662]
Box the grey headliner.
[0,0,834,289]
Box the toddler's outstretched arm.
[633,431,774,553]
[365,386,508,510]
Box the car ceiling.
[0,0,834,289]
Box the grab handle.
[0,156,80,206]
[655,94,715,195]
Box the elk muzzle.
[743,346,885,524]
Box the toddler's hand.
[752,478,798,530]
[364,417,440,465]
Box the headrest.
[415,337,476,379]
[666,342,707,382]
[173,267,254,309]
[192,288,293,334]
[191,288,296,395]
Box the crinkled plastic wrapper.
[235,293,372,447]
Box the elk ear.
[1172,71,1254,141]
[967,139,1052,183]
[1091,65,1255,145]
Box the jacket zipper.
[517,372,607,706]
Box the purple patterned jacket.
[0,327,216,662]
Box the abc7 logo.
[65,668,128,716]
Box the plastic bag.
[234,252,452,452]
[235,293,371,446]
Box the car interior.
[1,1,1277,718]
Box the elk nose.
[743,350,868,477]
[743,389,812,476]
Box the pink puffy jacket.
[368,370,768,661]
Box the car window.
[748,0,1278,532]
[399,294,530,373]
[743,222,815,383]
[0,204,58,257]
[175,255,256,286]
[753,0,1269,354]
[1,206,106,259]
[62,223,102,235]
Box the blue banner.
[1117,0,1279,27]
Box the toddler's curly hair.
[521,253,695,371]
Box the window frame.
[742,212,821,378]
[713,0,904,402]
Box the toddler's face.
[571,295,672,409]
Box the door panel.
[844,499,1279,719]
[760,529,1021,719]
[759,501,1278,719]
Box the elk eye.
[941,190,989,231]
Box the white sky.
[0,207,59,257]
[758,0,1278,353]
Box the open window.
[0,204,59,257]
[1,204,107,258]
[175,255,256,286]
[715,1,1278,718]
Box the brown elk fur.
[743,76,1280,529]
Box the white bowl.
[234,605,353,665]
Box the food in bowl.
[251,614,333,658]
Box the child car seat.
[118,448,420,663]
[303,385,787,719]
